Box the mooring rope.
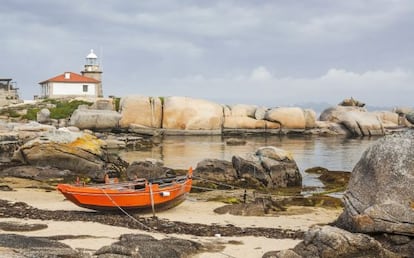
[100,187,239,258]
[100,188,153,231]
[192,175,243,190]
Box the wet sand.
[0,187,341,257]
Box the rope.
[192,176,243,190]
[100,188,153,231]
[191,175,303,201]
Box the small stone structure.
[0,78,21,106]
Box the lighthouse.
[81,49,103,97]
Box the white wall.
[52,82,96,96]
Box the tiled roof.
[39,72,100,84]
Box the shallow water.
[119,135,381,187]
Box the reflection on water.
[120,135,381,178]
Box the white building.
[39,50,103,99]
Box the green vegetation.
[114,97,121,112]
[23,108,40,120]
[23,99,93,121]
[0,108,20,118]
[49,100,92,119]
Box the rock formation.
[162,96,223,132]
[95,234,202,258]
[12,130,115,179]
[69,109,121,130]
[265,226,399,258]
[406,112,414,125]
[119,95,163,129]
[320,106,384,136]
[265,107,306,129]
[223,104,280,130]
[336,131,414,236]
[196,146,301,189]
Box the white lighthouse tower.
[81,49,103,97]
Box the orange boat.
[57,168,193,211]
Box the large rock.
[125,160,170,180]
[255,106,268,120]
[12,130,110,179]
[339,97,365,107]
[162,96,223,130]
[223,105,280,129]
[232,146,301,188]
[69,109,121,130]
[0,234,82,257]
[266,226,399,258]
[119,95,163,128]
[319,106,366,122]
[336,131,414,236]
[95,234,202,258]
[36,108,50,123]
[90,98,115,110]
[195,159,238,182]
[406,112,414,125]
[224,116,280,129]
[227,104,257,118]
[303,109,317,129]
[0,166,72,181]
[320,106,384,136]
[374,111,400,127]
[265,107,307,129]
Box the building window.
[83,85,88,92]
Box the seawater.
[119,135,381,187]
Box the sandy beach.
[0,185,341,257]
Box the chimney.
[64,72,70,79]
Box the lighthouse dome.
[86,49,98,59]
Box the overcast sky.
[1,0,413,109]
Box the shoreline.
[0,186,341,257]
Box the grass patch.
[49,99,92,119]
[23,108,40,120]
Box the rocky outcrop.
[125,160,171,180]
[336,131,414,236]
[119,95,163,129]
[90,98,115,110]
[36,108,50,123]
[303,109,317,129]
[225,104,257,118]
[12,130,113,179]
[0,234,83,257]
[232,146,301,188]
[223,105,280,130]
[195,159,238,182]
[339,97,365,107]
[406,112,414,125]
[265,107,307,130]
[320,106,385,136]
[0,165,72,181]
[162,96,223,131]
[265,226,399,258]
[195,147,301,189]
[95,234,202,258]
[374,111,400,127]
[69,109,121,130]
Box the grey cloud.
[1,0,413,108]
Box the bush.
[49,100,92,119]
[24,108,40,121]
[0,108,21,118]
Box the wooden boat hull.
[57,173,192,211]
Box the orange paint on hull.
[57,169,193,211]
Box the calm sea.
[119,135,381,187]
